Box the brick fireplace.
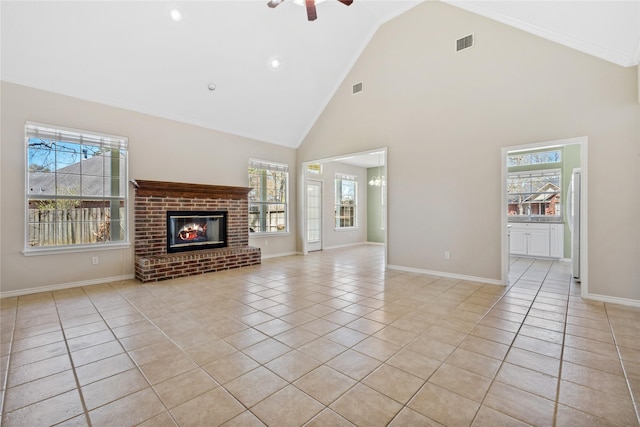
[133,180,261,282]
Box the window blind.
[26,122,128,151]
[249,159,288,173]
[509,169,560,178]
[336,173,357,181]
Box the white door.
[306,180,322,252]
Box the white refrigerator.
[569,169,581,281]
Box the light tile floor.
[1,245,639,426]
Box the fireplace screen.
[166,211,227,253]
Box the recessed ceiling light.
[170,9,182,22]
[270,58,281,69]
[208,83,216,91]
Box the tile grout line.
[383,259,533,426]
[73,284,176,426]
[52,291,93,427]
[468,257,555,426]
[550,266,573,427]
[603,303,640,425]
[116,257,564,425]
[5,249,633,426]
[113,283,254,425]
[0,301,18,426]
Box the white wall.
[0,82,297,295]
[297,2,640,302]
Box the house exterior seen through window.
[248,159,288,233]
[507,170,561,217]
[507,149,562,218]
[25,122,128,250]
[335,174,357,228]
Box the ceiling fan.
[267,0,353,22]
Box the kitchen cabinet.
[509,222,564,258]
[549,224,564,258]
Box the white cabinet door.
[528,229,550,257]
[549,224,564,258]
[510,229,528,255]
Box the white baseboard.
[0,274,135,299]
[261,251,301,260]
[387,264,504,286]
[366,242,385,246]
[585,292,640,308]
[323,242,369,251]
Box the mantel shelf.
[133,180,252,200]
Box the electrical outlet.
[444,251,450,259]
[92,256,99,265]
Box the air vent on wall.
[352,82,363,94]
[456,34,474,52]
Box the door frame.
[501,136,588,298]
[301,148,388,266]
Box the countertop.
[508,218,564,224]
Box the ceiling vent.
[352,82,363,95]
[456,34,474,52]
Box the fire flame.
[178,223,207,241]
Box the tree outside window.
[248,160,288,233]
[507,171,561,218]
[26,123,128,250]
[335,174,357,228]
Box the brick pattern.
[135,246,261,283]
[133,183,260,282]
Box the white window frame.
[248,159,289,234]
[507,149,561,167]
[24,122,129,254]
[507,169,562,219]
[335,173,358,229]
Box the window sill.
[23,242,131,257]
[334,227,359,232]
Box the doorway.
[502,137,588,298]
[301,148,387,265]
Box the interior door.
[306,180,322,252]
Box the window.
[507,170,561,218]
[306,163,322,175]
[26,122,128,250]
[248,159,288,233]
[507,149,561,167]
[335,174,357,228]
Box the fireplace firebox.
[167,211,227,253]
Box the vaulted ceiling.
[2,1,638,149]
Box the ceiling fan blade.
[337,0,353,5]
[267,0,283,8]
[305,0,317,21]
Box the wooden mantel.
[133,180,252,200]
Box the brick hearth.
[133,180,261,282]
